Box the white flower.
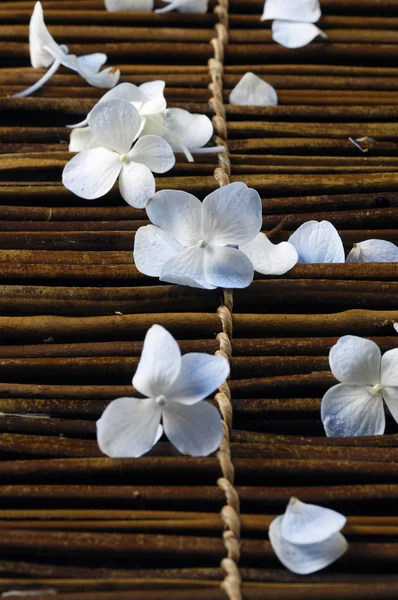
[321,336,398,437]
[240,233,298,275]
[155,0,208,14]
[269,497,348,575]
[13,2,120,98]
[134,182,262,289]
[288,221,345,264]
[97,325,229,457]
[261,0,326,49]
[346,240,398,263]
[105,0,154,10]
[394,323,398,334]
[62,99,175,208]
[229,72,278,106]
[68,82,215,162]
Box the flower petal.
[105,0,154,10]
[329,335,381,385]
[261,0,321,22]
[100,81,146,104]
[139,81,167,115]
[119,161,156,209]
[269,515,347,575]
[89,99,142,155]
[288,221,345,264]
[381,348,398,387]
[202,182,262,245]
[321,383,385,437]
[204,245,254,289]
[62,148,121,200]
[162,108,214,150]
[229,72,278,106]
[146,189,202,246]
[69,127,101,152]
[29,1,62,68]
[156,0,208,13]
[76,53,107,74]
[81,66,120,90]
[128,135,175,173]
[382,387,398,424]
[133,225,183,277]
[240,233,298,275]
[133,324,181,398]
[161,246,215,289]
[162,400,223,456]
[281,498,346,545]
[346,239,398,263]
[166,353,230,405]
[272,21,325,49]
[96,396,162,458]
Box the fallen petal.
[240,233,298,275]
[272,20,325,49]
[229,72,278,106]
[346,239,398,263]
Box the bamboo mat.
[1,0,398,598]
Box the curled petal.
[139,81,167,115]
[269,515,348,575]
[119,161,156,209]
[134,225,183,277]
[69,127,100,152]
[128,135,175,173]
[288,221,345,264]
[261,0,321,23]
[281,498,346,545]
[76,53,107,74]
[62,147,121,200]
[156,0,208,13]
[229,72,278,106]
[97,396,162,458]
[161,246,215,289]
[346,239,398,263]
[329,335,381,386]
[204,245,254,289]
[29,1,62,68]
[105,0,154,10]
[162,108,213,150]
[162,400,223,456]
[202,182,262,246]
[321,383,385,437]
[133,324,181,398]
[146,189,201,246]
[166,353,230,405]
[381,349,398,387]
[81,66,120,89]
[272,21,326,49]
[240,233,298,275]
[89,99,142,155]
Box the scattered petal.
[229,72,278,106]
[89,99,142,155]
[138,81,167,114]
[281,498,346,545]
[76,53,107,74]
[167,353,230,405]
[261,0,321,23]
[240,233,298,275]
[29,1,61,68]
[105,0,154,10]
[128,135,175,173]
[272,20,325,49]
[133,225,183,277]
[156,0,208,13]
[162,108,214,150]
[146,190,202,246]
[288,221,345,264]
[62,148,121,200]
[204,245,254,289]
[329,335,381,386]
[346,239,398,263]
[119,161,156,209]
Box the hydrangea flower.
[321,336,398,437]
[105,0,154,10]
[240,233,298,275]
[13,2,120,98]
[346,240,398,263]
[97,325,229,457]
[68,82,216,162]
[134,182,262,289]
[155,0,209,13]
[261,0,326,49]
[269,497,348,574]
[288,221,345,264]
[229,72,278,106]
[63,99,175,208]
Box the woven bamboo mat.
[1,0,398,598]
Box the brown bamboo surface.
[1,0,398,598]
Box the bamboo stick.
[228,121,398,139]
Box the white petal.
[240,233,298,275]
[76,53,107,74]
[204,245,254,289]
[146,189,201,246]
[133,225,183,277]
[272,21,325,49]
[62,148,121,200]
[69,127,101,152]
[133,324,181,398]
[202,182,262,246]
[119,161,155,209]
[382,387,398,424]
[156,0,208,13]
[288,221,345,264]
[281,498,346,545]
[162,108,213,151]
[99,82,145,105]
[394,323,398,334]
[162,400,223,456]
[96,396,161,458]
[166,353,230,405]
[161,246,215,289]
[346,239,398,263]
[261,0,321,22]
[81,66,120,90]
[89,99,142,155]
[329,336,381,385]
[128,136,175,173]
[321,383,385,437]
[105,0,154,10]
[381,349,398,387]
[269,515,347,575]
[229,72,278,107]
[139,81,167,115]
[29,1,62,68]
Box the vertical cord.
[209,3,243,599]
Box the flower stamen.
[155,395,167,406]
[372,383,384,396]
